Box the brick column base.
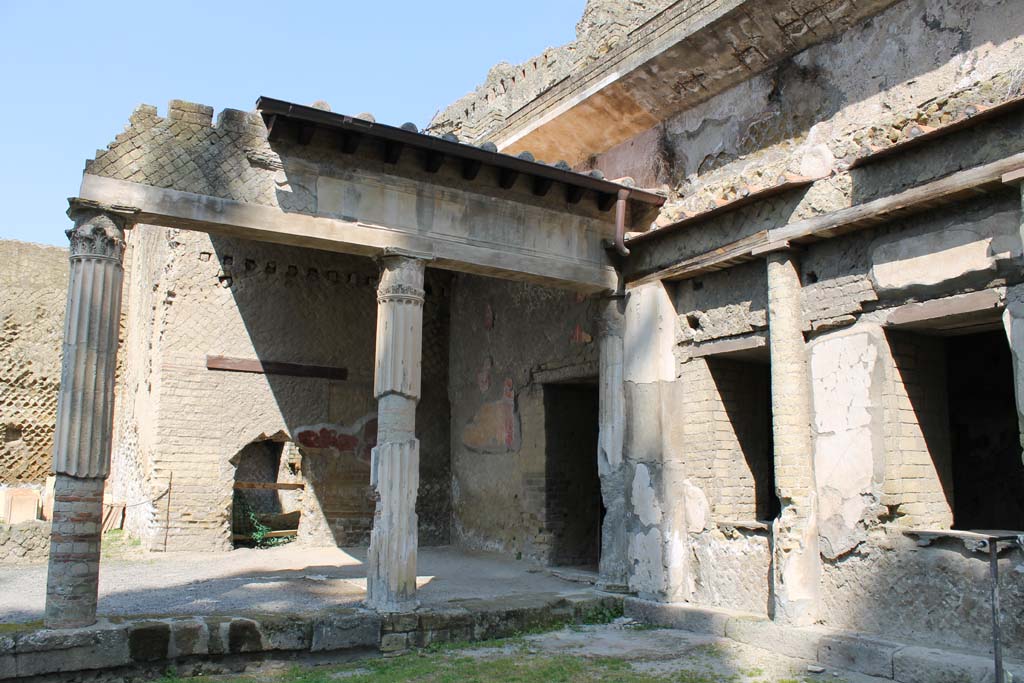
[44,474,105,628]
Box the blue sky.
[0,1,585,246]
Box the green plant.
[233,494,292,549]
[580,602,623,624]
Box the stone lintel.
[884,288,1005,332]
[78,175,617,294]
[688,333,768,361]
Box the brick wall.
[678,356,774,521]
[881,330,953,529]
[0,240,68,485]
[108,226,451,551]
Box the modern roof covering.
[256,97,665,216]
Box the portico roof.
[256,97,665,215]
[78,96,665,293]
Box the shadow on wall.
[706,357,779,523]
[206,235,452,551]
[817,327,1024,659]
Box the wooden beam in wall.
[763,150,1024,249]
[628,231,767,287]
[233,481,305,491]
[628,150,1024,285]
[206,355,348,381]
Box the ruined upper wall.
[427,0,674,144]
[0,240,68,485]
[428,0,904,165]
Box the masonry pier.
[765,250,821,626]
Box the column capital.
[65,198,138,260]
[376,249,429,303]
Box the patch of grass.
[155,650,681,683]
[322,652,670,683]
[579,602,624,625]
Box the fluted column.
[766,249,821,626]
[366,250,429,612]
[45,201,130,628]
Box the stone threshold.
[0,591,620,681]
[626,597,1024,683]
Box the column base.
[44,474,105,629]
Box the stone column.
[596,295,628,590]
[45,202,130,628]
[765,250,821,626]
[366,250,429,612]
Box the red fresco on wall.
[296,415,378,464]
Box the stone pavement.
[0,545,587,624]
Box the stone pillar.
[1006,181,1024,465]
[765,250,821,626]
[596,295,628,590]
[45,202,129,628]
[621,282,691,601]
[366,250,429,612]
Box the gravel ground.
[0,544,588,623]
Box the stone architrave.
[765,250,821,626]
[366,251,429,612]
[44,200,131,629]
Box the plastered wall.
[448,273,599,562]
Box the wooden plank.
[627,230,767,286]
[207,355,347,381]
[884,289,1004,330]
[1003,167,1024,184]
[627,152,1024,286]
[767,151,1024,247]
[689,334,768,360]
[626,175,816,246]
[101,504,125,533]
[232,529,298,542]
[233,481,306,491]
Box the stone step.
[0,591,620,680]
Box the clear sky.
[0,0,586,247]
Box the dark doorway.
[543,383,603,569]
[708,357,779,522]
[231,439,285,545]
[946,330,1024,530]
